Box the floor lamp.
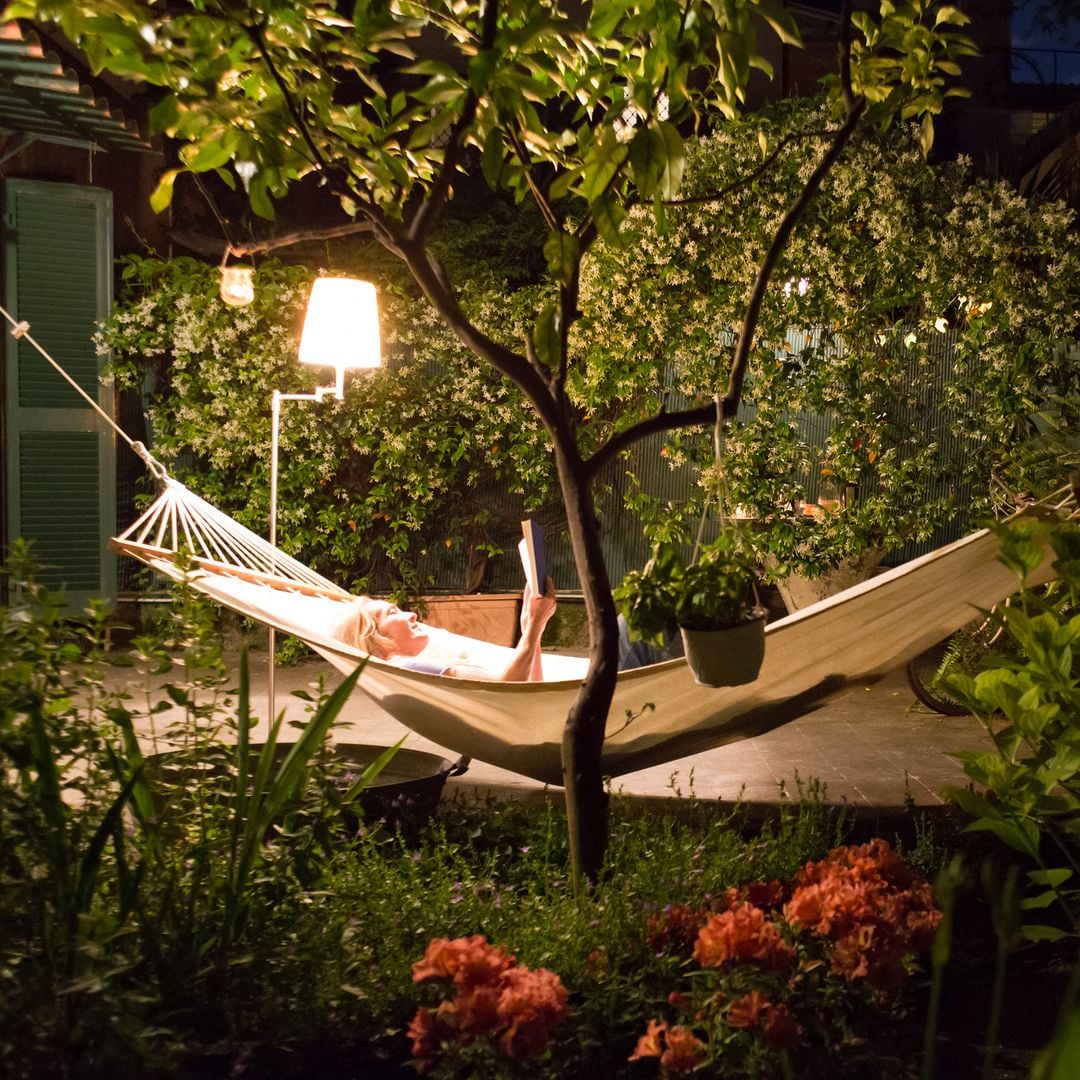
[268,277,382,723]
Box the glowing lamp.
[219,265,255,307]
[298,277,381,396]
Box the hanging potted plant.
[615,528,767,687]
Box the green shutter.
[3,178,115,610]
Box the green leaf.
[966,816,1041,860]
[543,229,579,285]
[754,0,803,46]
[480,126,506,189]
[1029,868,1074,888]
[248,174,276,220]
[1020,923,1070,943]
[582,132,626,205]
[933,5,971,27]
[149,169,182,214]
[919,113,935,158]
[628,125,665,199]
[656,121,685,199]
[532,304,561,369]
[590,192,627,246]
[182,134,238,172]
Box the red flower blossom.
[661,1025,708,1073]
[444,983,503,1036]
[693,903,795,971]
[412,935,515,989]
[744,879,786,911]
[761,1002,802,1050]
[646,903,711,956]
[784,840,942,990]
[628,1020,706,1073]
[727,990,771,1029]
[497,966,568,1059]
[628,1018,668,1062]
[406,1006,446,1075]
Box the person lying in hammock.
[334,578,558,681]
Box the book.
[518,519,547,595]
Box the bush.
[576,97,1080,579]
[100,252,555,597]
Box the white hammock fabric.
[113,479,1069,785]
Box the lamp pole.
[266,276,382,726]
[267,385,337,724]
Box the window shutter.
[3,178,115,610]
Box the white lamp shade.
[298,277,381,371]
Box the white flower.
[903,331,918,348]
[934,317,948,333]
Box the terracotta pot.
[774,548,886,614]
[679,609,767,687]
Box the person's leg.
[617,615,683,670]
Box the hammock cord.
[0,302,169,484]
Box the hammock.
[112,478,1074,785]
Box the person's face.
[370,600,429,657]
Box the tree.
[577,99,1080,580]
[13,0,975,882]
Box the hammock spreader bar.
[113,479,1076,785]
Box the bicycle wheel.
[906,637,973,716]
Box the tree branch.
[212,221,379,258]
[718,99,864,423]
[407,0,502,243]
[661,127,836,208]
[245,16,372,206]
[584,402,716,478]
[397,235,561,431]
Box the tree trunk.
[552,438,619,886]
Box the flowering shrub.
[630,840,941,1077]
[577,97,1080,580]
[100,254,554,597]
[408,935,568,1075]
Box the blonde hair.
[333,596,395,658]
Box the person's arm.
[443,579,557,682]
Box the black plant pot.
[679,608,767,687]
[147,743,467,832]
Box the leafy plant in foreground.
[944,517,1080,936]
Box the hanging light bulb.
[219,264,255,307]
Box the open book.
[517,519,547,595]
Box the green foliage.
[578,98,1080,579]
[616,527,758,643]
[0,550,391,1075]
[942,517,1080,937]
[17,0,980,881]
[100,254,554,595]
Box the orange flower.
[496,966,568,1059]
[727,990,771,1029]
[406,1006,445,1075]
[660,1025,708,1073]
[785,840,942,991]
[761,1002,802,1050]
[628,1018,668,1062]
[444,983,503,1036]
[693,903,795,971]
[646,903,710,956]
[412,935,514,988]
[412,938,567,1067]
